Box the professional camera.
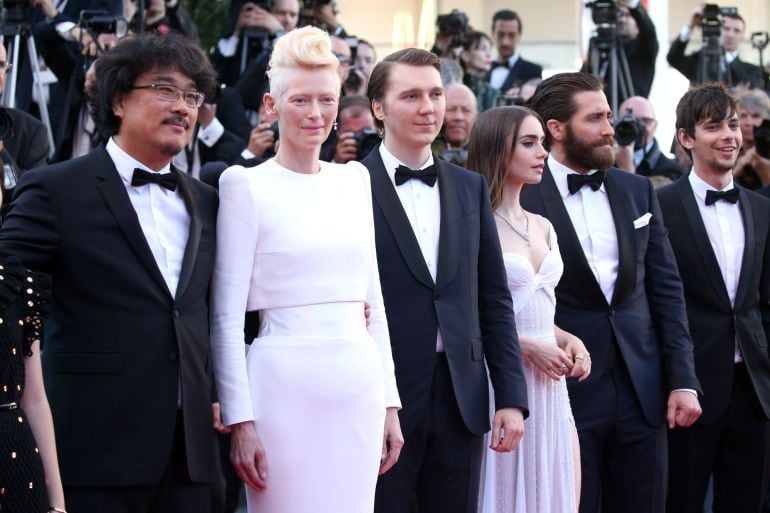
[701,4,738,39]
[353,127,380,160]
[436,9,469,38]
[755,119,770,159]
[586,0,620,27]
[613,108,646,147]
[79,11,129,37]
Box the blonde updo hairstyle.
[267,25,340,102]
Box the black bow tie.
[491,61,509,70]
[567,172,605,194]
[395,164,438,187]
[131,168,178,191]
[705,188,739,205]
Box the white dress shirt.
[379,144,446,351]
[106,138,190,296]
[688,171,745,362]
[489,52,521,90]
[549,155,619,303]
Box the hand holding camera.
[236,2,283,38]
[247,122,277,160]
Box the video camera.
[435,9,469,51]
[352,127,380,161]
[701,4,738,40]
[79,11,128,38]
[586,0,621,27]
[613,108,646,147]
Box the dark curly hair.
[86,31,218,137]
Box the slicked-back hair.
[467,106,543,209]
[87,31,217,137]
[366,48,441,131]
[675,82,738,158]
[528,72,604,149]
[492,9,523,33]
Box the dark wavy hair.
[675,82,738,159]
[86,31,218,137]
[467,106,543,209]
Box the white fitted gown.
[210,159,400,513]
[478,227,578,513]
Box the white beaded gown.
[478,225,578,513]
[210,159,401,513]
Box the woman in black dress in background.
[0,259,65,513]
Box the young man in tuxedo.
[0,33,222,513]
[659,83,770,513]
[487,9,542,95]
[521,72,702,513]
[363,48,528,513]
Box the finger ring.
[559,363,568,371]
[575,353,585,360]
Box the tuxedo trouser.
[668,362,770,513]
[569,364,667,513]
[65,412,216,513]
[374,353,484,513]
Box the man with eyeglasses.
[613,95,684,186]
[0,32,225,513]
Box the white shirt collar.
[506,52,521,68]
[688,169,735,203]
[106,137,172,186]
[548,154,604,198]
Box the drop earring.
[333,122,338,131]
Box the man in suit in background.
[522,72,702,513]
[363,48,528,513]
[0,32,222,513]
[487,9,543,96]
[659,83,770,513]
[667,4,764,89]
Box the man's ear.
[371,99,385,123]
[677,127,694,151]
[546,119,565,143]
[112,92,126,120]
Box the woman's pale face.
[461,37,493,74]
[265,67,339,150]
[505,115,547,186]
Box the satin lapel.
[93,148,172,297]
[734,188,755,310]
[539,166,607,306]
[677,179,731,307]
[435,159,460,291]
[174,168,201,300]
[603,172,636,306]
[367,151,435,288]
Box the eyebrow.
[150,74,197,90]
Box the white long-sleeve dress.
[210,159,400,513]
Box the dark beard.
[564,122,615,171]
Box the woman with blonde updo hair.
[211,25,403,513]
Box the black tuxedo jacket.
[2,107,49,173]
[362,149,528,435]
[521,165,700,425]
[0,147,219,487]
[657,178,770,423]
[636,138,684,182]
[667,37,764,88]
[490,57,543,93]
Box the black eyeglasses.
[0,61,13,72]
[130,83,205,108]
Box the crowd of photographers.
[1,0,770,205]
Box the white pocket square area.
[633,212,652,229]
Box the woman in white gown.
[210,26,402,513]
[467,106,591,513]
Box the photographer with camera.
[332,95,378,164]
[343,38,376,97]
[430,9,470,59]
[733,87,770,190]
[487,10,543,96]
[432,83,476,168]
[612,96,683,186]
[667,3,764,88]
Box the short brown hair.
[466,106,543,208]
[675,82,738,158]
[366,48,440,131]
[528,72,603,149]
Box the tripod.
[587,26,634,115]
[2,23,55,160]
[697,34,730,85]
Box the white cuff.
[197,117,224,147]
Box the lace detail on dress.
[21,271,51,357]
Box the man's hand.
[247,123,276,159]
[490,407,524,452]
[613,143,635,173]
[334,131,359,163]
[666,390,702,429]
[689,2,706,30]
[230,421,268,490]
[29,0,57,19]
[212,402,231,434]
[379,407,404,475]
[306,3,340,32]
[235,2,282,37]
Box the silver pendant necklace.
[495,210,530,246]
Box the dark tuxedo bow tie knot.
[395,164,438,187]
[131,168,179,192]
[491,60,509,70]
[567,171,605,194]
[705,188,739,205]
